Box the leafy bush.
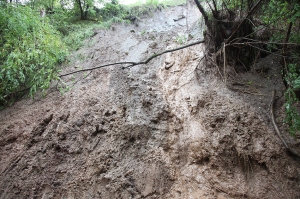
[62,23,96,50]
[48,8,75,35]
[284,63,300,135]
[261,0,300,135]
[99,2,127,20]
[0,6,68,106]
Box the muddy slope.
[1,2,300,199]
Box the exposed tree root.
[269,90,300,158]
[226,85,265,96]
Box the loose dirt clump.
[1,1,300,199]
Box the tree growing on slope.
[193,0,300,135]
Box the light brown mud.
[1,1,300,199]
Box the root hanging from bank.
[269,90,300,159]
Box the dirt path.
[1,1,300,199]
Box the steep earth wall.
[1,2,300,199]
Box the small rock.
[149,42,157,49]
[74,119,84,126]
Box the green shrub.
[62,23,95,50]
[284,63,300,135]
[0,6,68,106]
[262,0,300,135]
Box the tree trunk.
[194,0,208,25]
[76,0,85,20]
[282,22,293,88]
[84,4,89,20]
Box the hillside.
[1,2,300,198]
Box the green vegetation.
[61,22,101,50]
[175,35,187,44]
[193,0,300,135]
[0,5,68,106]
[262,0,300,135]
[0,0,184,107]
[1,0,299,137]
[285,63,300,135]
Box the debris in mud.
[173,14,185,22]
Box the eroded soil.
[1,1,300,198]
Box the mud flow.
[1,1,300,199]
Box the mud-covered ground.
[1,1,300,198]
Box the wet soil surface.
[1,2,300,199]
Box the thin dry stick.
[59,40,205,77]
[245,43,287,58]
[223,43,227,84]
[252,50,260,69]
[230,41,299,46]
[207,56,223,79]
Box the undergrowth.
[0,0,185,108]
[0,5,68,107]
[262,0,300,135]
[56,0,175,51]
[284,61,300,136]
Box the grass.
[60,18,122,51]
[175,35,187,44]
[59,0,187,51]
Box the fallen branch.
[59,62,136,77]
[269,90,300,158]
[59,40,205,77]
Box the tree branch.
[194,0,208,25]
[225,0,263,44]
[211,0,218,16]
[59,40,205,77]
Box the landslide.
[1,1,300,199]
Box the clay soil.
[1,2,300,199]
